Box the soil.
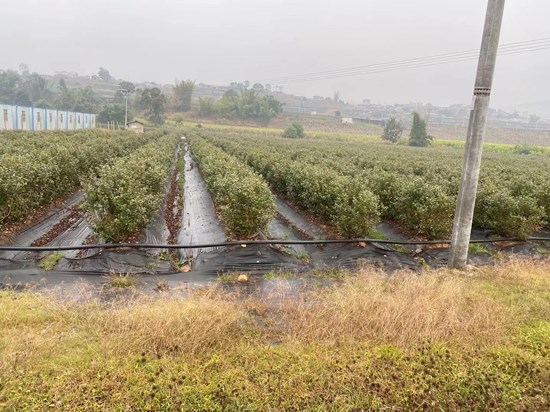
[0,188,81,245]
[165,159,184,245]
[31,205,83,247]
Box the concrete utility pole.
[124,93,129,129]
[120,86,135,130]
[449,0,505,268]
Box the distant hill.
[517,100,550,118]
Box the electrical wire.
[255,38,550,84]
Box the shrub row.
[199,133,380,238]
[188,135,275,238]
[0,130,159,229]
[82,135,178,242]
[199,128,549,239]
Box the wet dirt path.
[177,145,226,259]
[0,191,85,261]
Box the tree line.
[1,66,285,126]
[0,67,97,113]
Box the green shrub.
[189,136,275,238]
[193,127,549,240]
[282,123,305,139]
[0,130,157,229]
[83,135,177,241]
[475,187,545,240]
[201,134,380,237]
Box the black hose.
[0,237,548,252]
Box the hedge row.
[197,133,381,238]
[82,134,178,242]
[188,135,275,238]
[200,128,549,239]
[0,130,160,229]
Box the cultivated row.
[188,134,275,238]
[200,128,549,239]
[83,133,179,242]
[0,130,162,230]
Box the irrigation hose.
[0,237,548,252]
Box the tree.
[18,63,30,76]
[0,70,22,104]
[72,87,97,112]
[173,80,195,112]
[213,89,282,123]
[98,67,113,81]
[282,123,305,139]
[224,89,239,99]
[21,73,52,104]
[138,87,166,125]
[56,79,73,110]
[97,103,127,124]
[198,97,216,117]
[409,112,433,147]
[382,117,404,143]
[119,81,136,95]
[253,83,264,91]
[333,91,341,103]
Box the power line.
[274,44,550,84]
[260,38,550,82]
[265,41,550,84]
[259,38,550,83]
[255,37,550,84]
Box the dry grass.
[1,258,549,410]
[278,265,512,347]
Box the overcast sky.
[2,0,549,112]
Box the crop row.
[83,134,179,242]
[192,132,380,238]
[198,128,549,239]
[188,134,275,238]
[0,130,163,229]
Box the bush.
[282,123,305,139]
[189,136,275,238]
[0,130,156,229]
[194,127,549,240]
[83,135,177,241]
[475,186,545,240]
[202,134,381,237]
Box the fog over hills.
[1,0,549,114]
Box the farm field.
[190,125,550,240]
[178,113,550,148]
[180,120,550,154]
[0,127,549,412]
[0,127,548,285]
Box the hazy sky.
[2,0,549,112]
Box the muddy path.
[0,191,85,261]
[268,196,420,271]
[142,144,184,251]
[177,145,226,259]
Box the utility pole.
[449,0,505,268]
[119,84,135,130]
[124,93,129,129]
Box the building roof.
[127,120,145,126]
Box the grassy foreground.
[1,259,549,411]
